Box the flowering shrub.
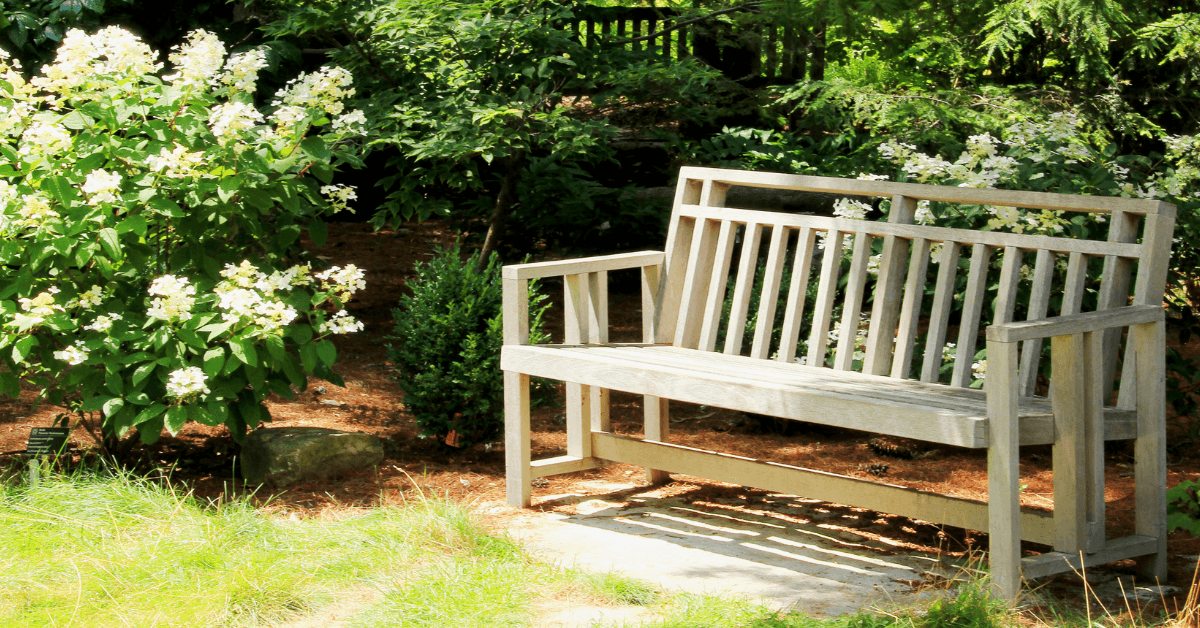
[0,27,369,445]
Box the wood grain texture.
[987,305,1163,342]
[504,251,665,280]
[952,244,993,388]
[892,237,931,379]
[698,220,738,351]
[1019,250,1055,396]
[808,231,845,366]
[504,371,532,507]
[778,227,818,363]
[751,225,790,359]
[834,233,872,370]
[987,340,1021,600]
[864,195,917,375]
[725,223,764,355]
[922,242,961,382]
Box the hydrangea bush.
[0,27,369,445]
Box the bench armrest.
[986,305,1163,343]
[502,251,665,280]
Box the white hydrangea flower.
[166,366,209,400]
[972,359,987,381]
[18,289,64,322]
[914,200,933,225]
[0,100,35,137]
[320,184,357,213]
[251,299,298,334]
[315,264,366,299]
[209,101,265,143]
[832,197,871,220]
[254,265,312,293]
[855,173,889,181]
[878,140,917,162]
[147,144,206,179]
[321,310,364,334]
[220,48,268,94]
[73,285,104,309]
[270,104,307,133]
[16,193,59,229]
[332,109,368,134]
[83,313,122,332]
[165,29,226,89]
[18,122,72,158]
[147,275,196,323]
[902,153,953,183]
[81,169,123,205]
[53,343,88,366]
[32,26,159,98]
[216,287,263,322]
[272,65,355,117]
[866,253,882,276]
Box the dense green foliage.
[387,244,549,448]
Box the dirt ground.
[2,220,1199,619]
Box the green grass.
[0,469,1180,628]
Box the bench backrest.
[653,167,1177,402]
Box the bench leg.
[1133,321,1168,582]
[644,395,670,484]
[987,340,1022,601]
[505,371,532,508]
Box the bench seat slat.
[502,344,1138,448]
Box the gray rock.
[240,427,384,486]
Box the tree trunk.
[477,151,526,269]
[808,20,825,82]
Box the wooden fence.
[570,6,810,83]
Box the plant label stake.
[26,425,69,486]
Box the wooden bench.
[500,166,1176,599]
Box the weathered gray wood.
[505,251,666,280]
[987,340,1021,601]
[503,277,530,346]
[531,455,605,478]
[1051,333,1088,553]
[699,220,738,351]
[952,244,993,388]
[808,230,845,366]
[1019,249,1055,396]
[682,205,1143,259]
[834,233,872,370]
[922,242,961,383]
[1097,212,1138,401]
[987,305,1164,343]
[778,227,818,363]
[1085,331,1106,552]
[1062,252,1088,316]
[683,165,1169,214]
[642,264,671,484]
[505,371,532,507]
[892,237,931,379]
[653,177,702,344]
[589,272,611,432]
[1133,320,1168,581]
[590,431,1055,546]
[865,195,917,375]
[725,222,765,355]
[675,219,721,349]
[1121,208,1177,408]
[751,225,790,359]
[564,273,593,459]
[1021,535,1161,580]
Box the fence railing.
[570,6,808,83]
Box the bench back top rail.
[653,167,1176,403]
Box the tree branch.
[607,2,763,45]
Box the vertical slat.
[698,221,738,351]
[724,223,765,355]
[642,264,670,484]
[504,371,532,507]
[1085,330,1106,552]
[951,244,993,388]
[1133,320,1168,581]
[673,219,720,348]
[806,230,845,366]
[1019,249,1055,397]
[891,237,931,379]
[1120,207,1176,409]
[652,178,701,344]
[834,233,872,370]
[921,242,962,382]
[1097,211,1139,402]
[750,225,789,359]
[993,247,1022,326]
[1051,333,1088,554]
[778,227,818,363]
[502,277,530,346]
[588,271,610,432]
[864,194,917,375]
[1061,252,1088,316]
[987,339,1021,600]
[564,274,592,459]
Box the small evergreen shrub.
[388,244,549,447]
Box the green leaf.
[229,338,258,367]
[301,136,330,160]
[116,215,148,238]
[263,334,286,363]
[203,347,225,378]
[308,219,328,247]
[42,175,79,207]
[98,228,121,259]
[102,397,124,418]
[131,362,156,387]
[316,339,336,366]
[80,395,113,412]
[165,406,187,435]
[132,403,167,426]
[218,176,243,203]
